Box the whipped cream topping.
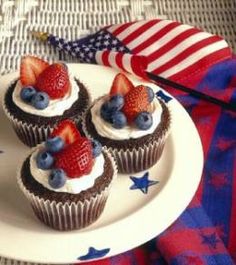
[30,147,105,194]
[12,72,80,117]
[91,96,162,140]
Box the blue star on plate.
[130,172,159,194]
[77,247,110,261]
[156,90,172,103]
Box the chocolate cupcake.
[3,56,90,147]
[83,73,171,174]
[17,120,117,231]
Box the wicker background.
[0,0,235,75]
[0,0,235,264]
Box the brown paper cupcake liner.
[82,98,171,174]
[17,150,117,231]
[3,102,54,147]
[2,81,91,147]
[106,134,167,173]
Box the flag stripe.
[121,20,162,45]
[115,52,127,72]
[135,23,194,56]
[125,20,174,51]
[148,32,215,71]
[95,50,103,65]
[115,20,154,41]
[107,21,136,36]
[122,20,159,45]
[168,47,231,81]
[122,53,133,73]
[149,35,221,73]
[108,52,117,69]
[158,40,229,78]
[131,21,182,54]
[101,50,110,67]
[146,27,202,63]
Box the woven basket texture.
[0,0,235,75]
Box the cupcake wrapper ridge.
[82,98,171,174]
[2,79,91,147]
[17,148,117,231]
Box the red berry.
[51,120,81,145]
[55,138,93,178]
[36,63,70,99]
[122,85,150,122]
[110,73,134,96]
[20,56,49,86]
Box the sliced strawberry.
[110,73,134,96]
[55,138,93,178]
[20,56,49,86]
[51,120,81,145]
[36,63,70,99]
[122,85,150,122]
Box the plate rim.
[0,63,203,264]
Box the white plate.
[0,64,203,264]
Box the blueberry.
[91,140,102,158]
[111,111,127,129]
[45,136,65,153]
[134,111,153,130]
[48,168,66,189]
[36,151,54,170]
[108,94,124,111]
[100,102,113,123]
[31,92,49,110]
[146,86,155,103]
[20,86,36,103]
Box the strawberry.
[55,138,93,178]
[122,85,150,122]
[36,63,70,99]
[20,56,49,86]
[110,73,134,96]
[51,120,81,145]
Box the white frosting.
[12,72,80,117]
[91,96,162,140]
[30,147,105,194]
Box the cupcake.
[84,73,171,174]
[3,56,90,147]
[17,120,117,231]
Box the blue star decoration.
[156,90,172,103]
[130,172,159,194]
[77,247,110,261]
[201,233,220,249]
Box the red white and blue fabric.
[46,19,236,265]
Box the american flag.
[47,19,232,82]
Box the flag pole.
[146,72,236,113]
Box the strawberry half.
[36,63,70,99]
[51,120,81,145]
[110,73,134,96]
[122,85,150,122]
[20,56,49,86]
[55,138,93,178]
